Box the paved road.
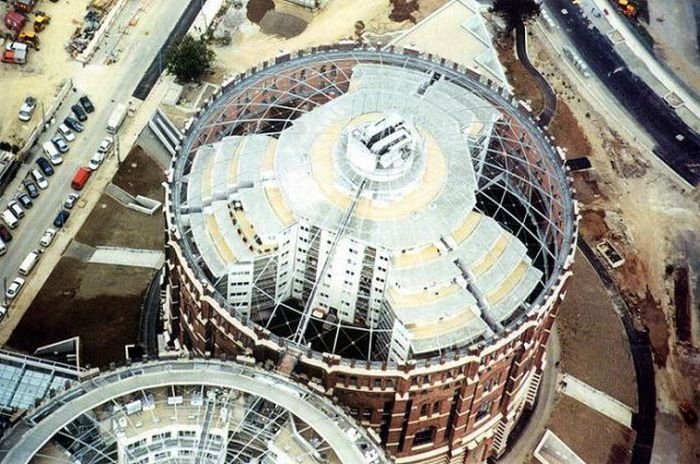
[0,0,190,309]
[545,0,700,186]
[515,23,557,126]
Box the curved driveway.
[515,23,557,126]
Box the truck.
[2,42,27,64]
[12,0,37,14]
[106,103,128,134]
[4,11,27,35]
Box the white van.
[0,239,6,256]
[18,250,40,276]
[1,210,18,229]
[42,140,59,158]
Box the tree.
[490,0,541,33]
[165,35,216,83]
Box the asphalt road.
[545,0,700,185]
[515,23,557,126]
[0,0,191,308]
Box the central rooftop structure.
[169,47,575,364]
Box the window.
[362,409,372,421]
[413,427,436,447]
[420,404,429,416]
[432,401,440,414]
[476,400,492,420]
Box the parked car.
[97,135,114,153]
[71,104,87,122]
[30,169,48,189]
[64,117,84,133]
[17,193,32,209]
[7,200,23,219]
[40,228,56,247]
[5,277,25,300]
[79,95,94,113]
[0,305,6,320]
[63,193,79,209]
[0,225,12,242]
[22,179,39,198]
[18,96,36,122]
[53,209,70,228]
[47,151,63,166]
[36,157,54,176]
[57,124,75,142]
[88,152,104,170]
[51,135,69,154]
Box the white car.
[47,151,63,166]
[97,135,114,153]
[5,277,25,300]
[40,228,56,247]
[57,124,76,142]
[0,305,6,320]
[64,192,79,209]
[88,151,105,171]
[31,169,49,189]
[18,96,36,122]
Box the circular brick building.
[164,45,578,463]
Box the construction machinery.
[33,11,51,32]
[616,0,638,18]
[18,31,39,49]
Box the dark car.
[36,157,55,176]
[64,116,84,133]
[17,193,32,209]
[79,95,94,113]
[22,179,39,198]
[53,209,70,228]
[0,225,12,242]
[71,104,87,122]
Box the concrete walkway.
[88,247,164,269]
[557,373,634,427]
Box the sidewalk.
[557,373,635,427]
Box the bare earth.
[557,257,638,407]
[544,395,635,464]
[527,24,700,464]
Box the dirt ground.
[212,0,424,77]
[557,257,638,407]
[0,0,90,144]
[525,24,700,462]
[544,395,636,464]
[112,145,165,198]
[7,258,153,368]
